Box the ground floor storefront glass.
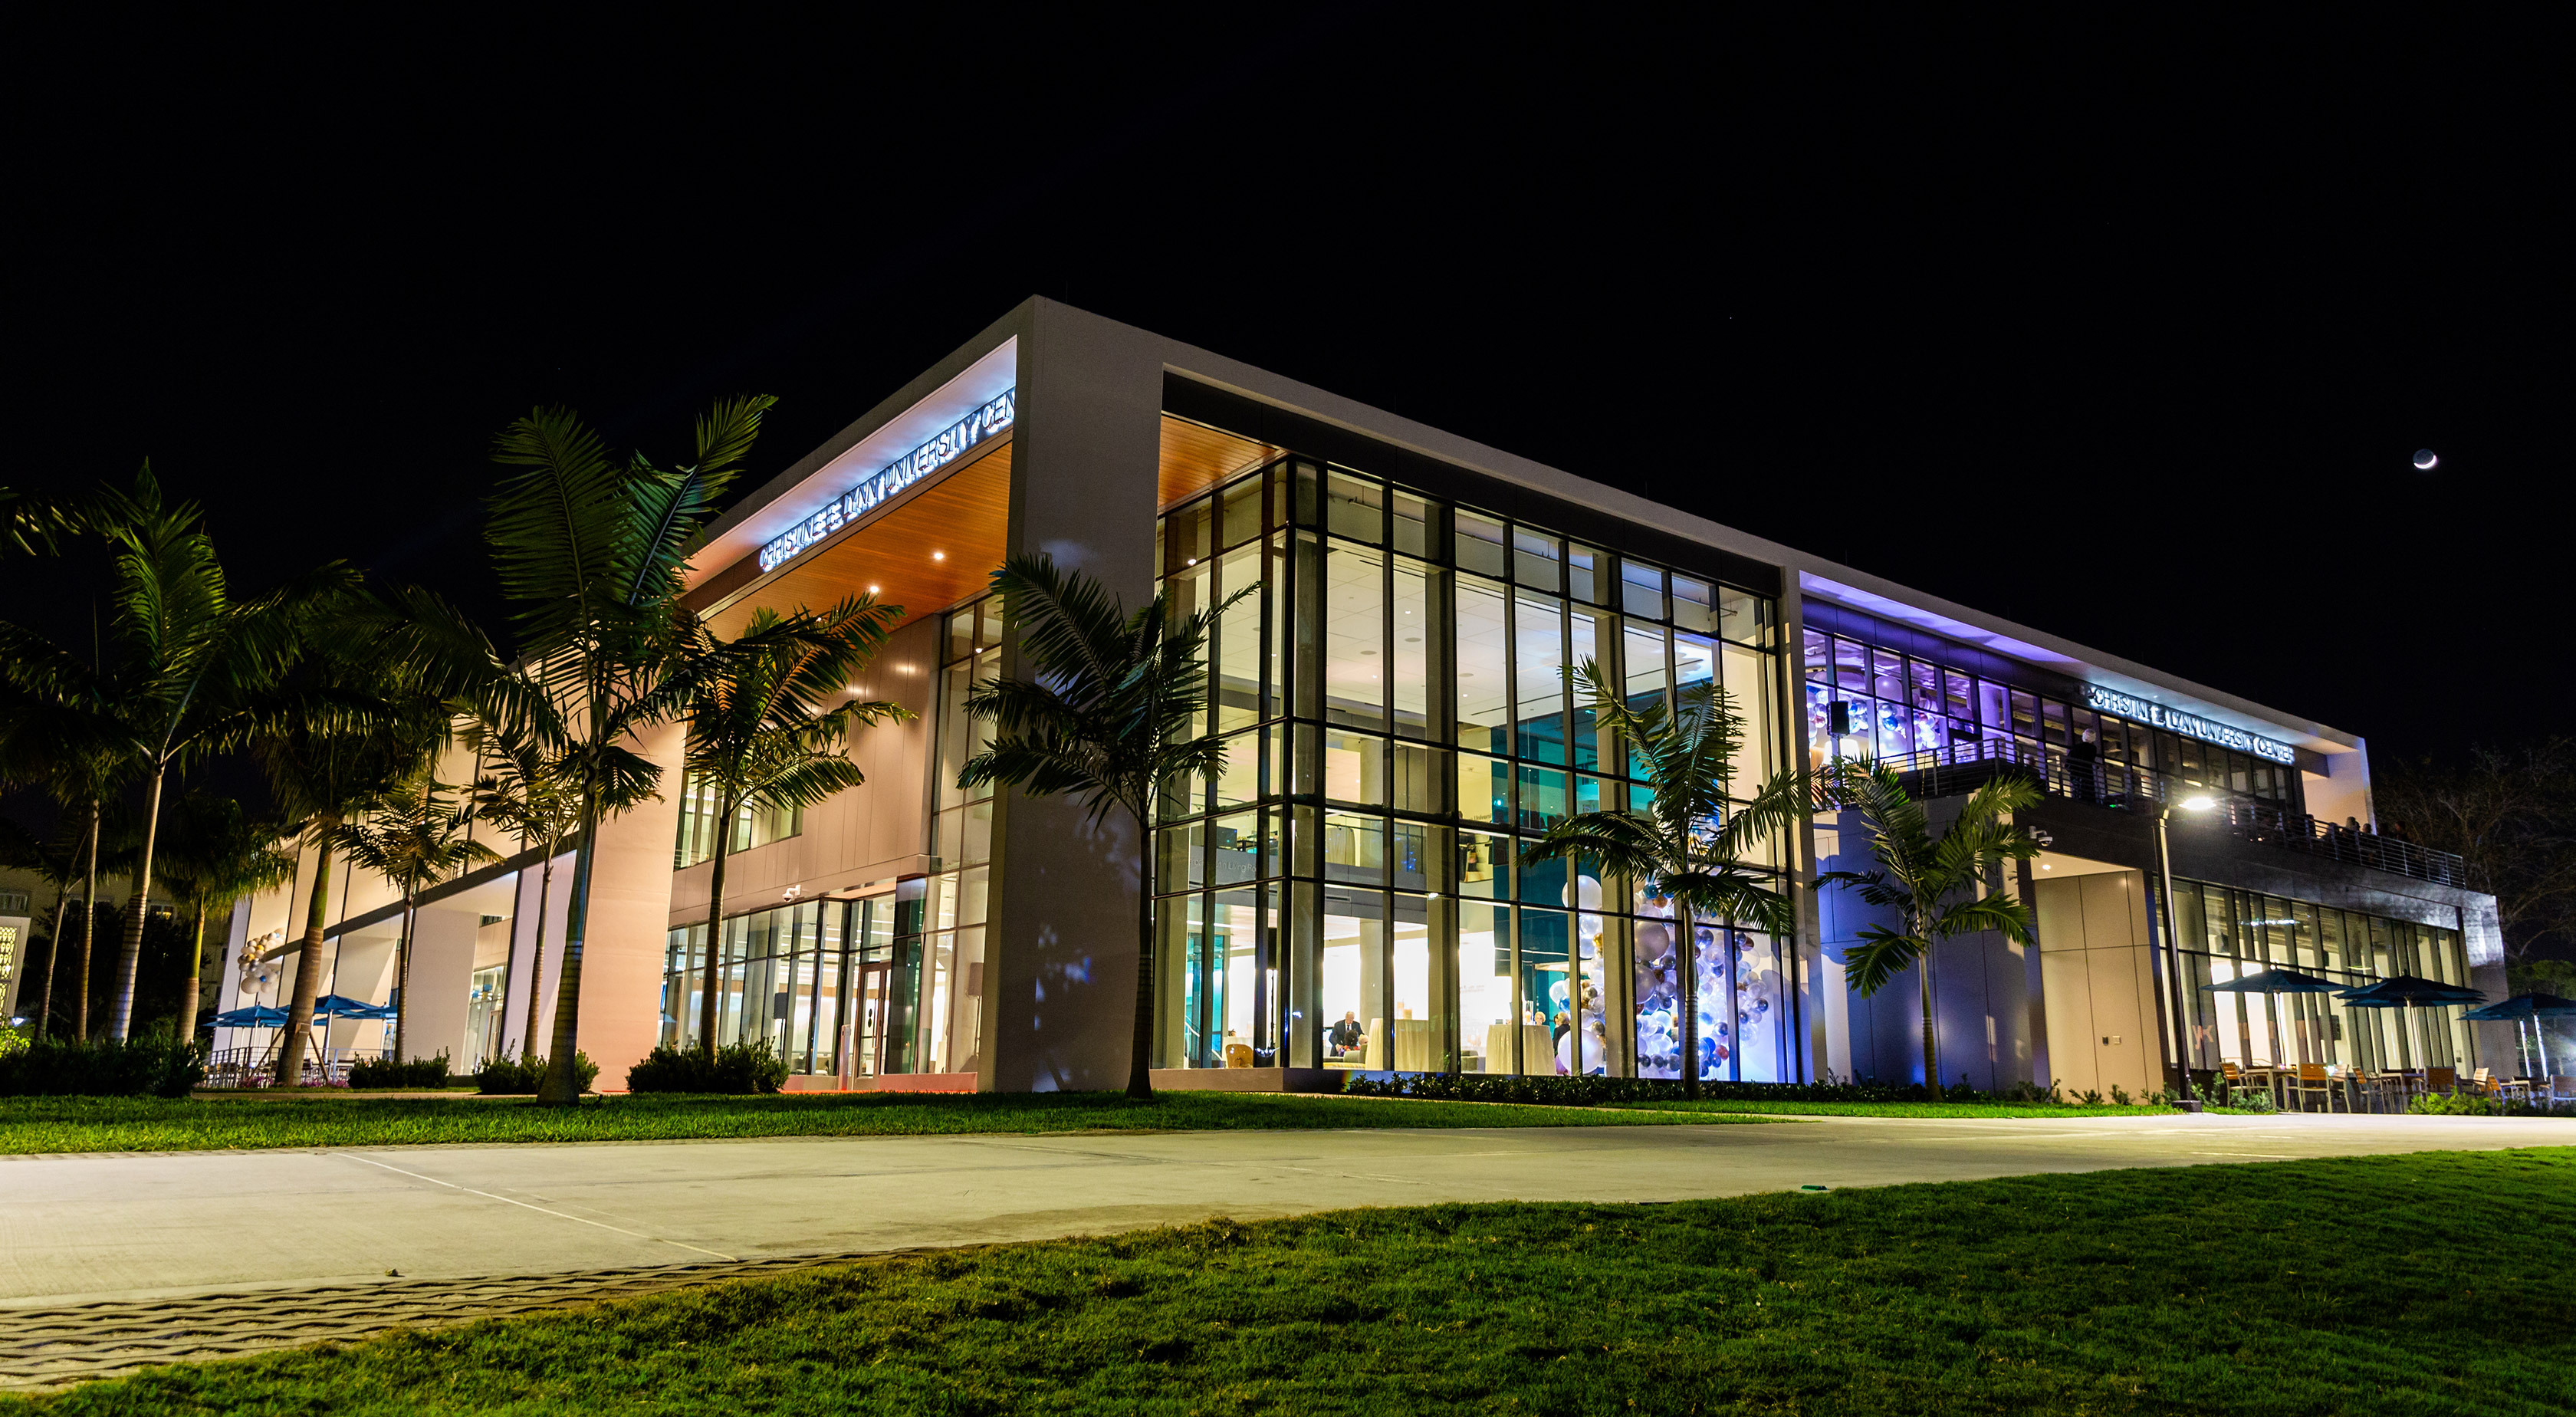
[663,895,919,1076]
[2162,878,2474,1073]
[1150,448,1794,1080]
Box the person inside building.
[1329,1011,1364,1057]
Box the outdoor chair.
[2467,1068,2525,1104]
[2288,1064,2345,1113]
[2426,1066,2458,1096]
[2363,1071,2409,1113]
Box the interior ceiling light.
[932,551,945,560]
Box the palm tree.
[157,792,297,1041]
[958,554,1249,1100]
[463,697,583,1067]
[1,486,80,557]
[0,633,133,1041]
[80,465,334,1041]
[1817,758,2042,1090]
[1523,660,1809,1099]
[334,761,501,1060]
[0,818,78,1034]
[253,646,442,1083]
[681,598,908,1057]
[481,395,801,1104]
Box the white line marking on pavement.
[340,1154,738,1261]
[2188,1152,2295,1159]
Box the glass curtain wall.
[660,898,846,1073]
[1152,454,1790,1080]
[1802,631,2298,809]
[662,896,907,1077]
[915,593,1002,1077]
[673,778,803,868]
[2160,877,2474,1073]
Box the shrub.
[0,1031,206,1097]
[476,1051,599,1095]
[2408,1089,2502,1116]
[625,1040,791,1094]
[350,1051,452,1090]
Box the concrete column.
[980,301,1165,1092]
[576,718,688,1090]
[403,906,479,1064]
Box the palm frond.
[1844,926,1926,997]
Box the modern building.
[213,299,2519,1092]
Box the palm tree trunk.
[1127,806,1155,1100]
[537,808,598,1104]
[181,900,207,1044]
[276,829,337,1087]
[34,873,72,1041]
[695,801,734,1057]
[1918,936,1940,1093]
[519,846,555,1067]
[110,764,167,1041]
[393,896,416,1061]
[76,798,100,1043]
[1676,900,1700,1101]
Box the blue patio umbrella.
[2459,993,2576,1081]
[2339,975,2486,1081]
[2209,967,2346,995]
[211,1004,288,1028]
[2209,967,2348,1073]
[313,994,396,1021]
[2338,974,2486,1007]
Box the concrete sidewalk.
[4,1111,2568,1308]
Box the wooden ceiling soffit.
[1160,415,1283,511]
[697,440,1012,638]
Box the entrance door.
[848,959,890,1078]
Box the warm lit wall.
[666,613,941,922]
[403,905,480,1064]
[2302,748,2374,830]
[572,718,688,1090]
[2035,872,2158,1100]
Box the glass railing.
[1841,740,2469,889]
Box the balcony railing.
[1842,739,2469,889]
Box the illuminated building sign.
[758,390,1016,572]
[2082,686,2296,765]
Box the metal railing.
[1843,739,2468,889]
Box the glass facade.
[1152,454,1792,1080]
[1803,630,2298,807]
[916,595,1000,1077]
[2160,878,2473,1074]
[673,777,803,868]
[662,895,914,1076]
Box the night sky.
[9,10,2565,766]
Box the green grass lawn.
[12,1149,2570,1415]
[0,1089,1769,1155]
